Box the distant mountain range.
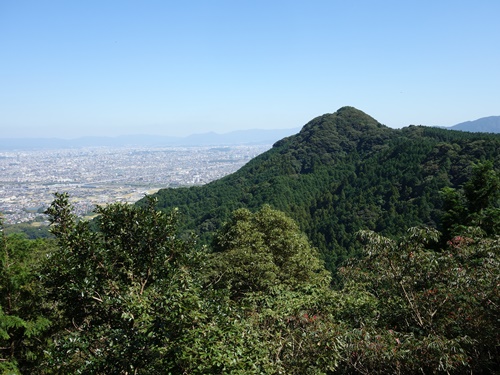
[447,115,500,133]
[2,114,499,151]
[0,128,301,151]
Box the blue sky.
[1,1,499,138]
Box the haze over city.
[1,0,499,139]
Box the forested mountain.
[143,106,500,272]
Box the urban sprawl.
[0,145,270,224]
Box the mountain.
[141,107,500,274]
[0,128,300,150]
[449,115,500,133]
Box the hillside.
[142,107,500,272]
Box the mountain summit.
[143,107,500,272]
[273,106,394,169]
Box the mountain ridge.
[448,115,500,133]
[0,127,301,150]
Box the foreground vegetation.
[1,172,498,373]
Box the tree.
[41,193,205,374]
[463,161,500,213]
[441,161,500,238]
[209,205,331,298]
[196,206,341,374]
[0,219,52,374]
[337,227,499,374]
[41,197,343,374]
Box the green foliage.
[2,178,500,373]
[3,107,500,373]
[441,161,500,238]
[209,205,331,298]
[337,227,499,373]
[185,206,342,374]
[2,223,53,240]
[176,287,343,374]
[42,193,205,374]
[0,219,53,373]
[40,195,343,374]
[463,161,500,212]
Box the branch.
[72,318,84,332]
[91,291,103,303]
[388,258,425,328]
[140,268,151,295]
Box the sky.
[1,1,499,138]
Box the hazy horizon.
[0,126,303,140]
[2,113,499,140]
[1,1,499,138]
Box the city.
[0,145,270,224]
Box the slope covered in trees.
[142,107,500,272]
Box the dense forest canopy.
[1,107,499,373]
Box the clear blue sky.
[1,1,499,138]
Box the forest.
[1,107,499,374]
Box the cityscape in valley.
[0,144,270,224]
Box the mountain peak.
[273,107,393,158]
[300,107,386,135]
[259,107,396,177]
